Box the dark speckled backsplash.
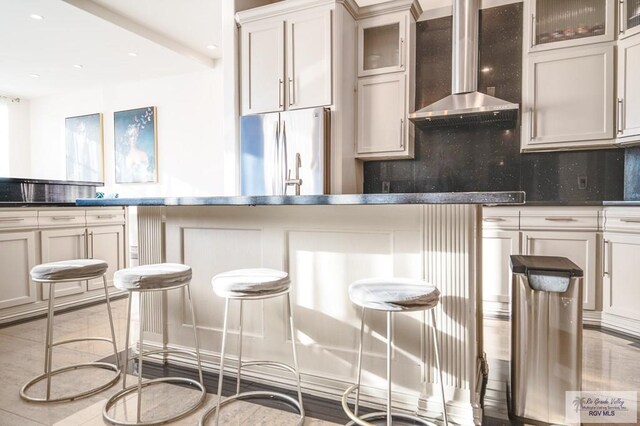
[363,3,629,202]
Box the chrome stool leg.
[200,288,305,426]
[431,309,449,426]
[21,274,120,403]
[103,281,206,426]
[236,300,243,395]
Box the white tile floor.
[1,298,638,425]
[0,298,337,426]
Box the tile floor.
[0,299,638,425]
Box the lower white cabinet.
[602,233,640,321]
[40,227,87,300]
[87,225,125,291]
[0,231,37,309]
[482,229,521,315]
[0,207,127,324]
[522,230,597,310]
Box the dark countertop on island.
[76,191,526,207]
[1,177,102,205]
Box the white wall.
[29,68,225,197]
[3,99,31,178]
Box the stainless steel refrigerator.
[240,107,329,196]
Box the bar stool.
[199,268,304,426]
[103,263,205,426]
[341,278,449,426]
[20,259,120,403]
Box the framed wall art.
[114,106,157,183]
[65,113,103,182]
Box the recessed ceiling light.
[30,73,40,78]
[206,44,218,50]
[128,52,137,57]
[30,14,44,20]
[73,64,83,69]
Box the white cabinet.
[355,5,417,160]
[618,0,640,39]
[40,227,87,300]
[616,35,640,143]
[357,13,407,77]
[482,230,521,315]
[356,73,411,158]
[522,230,598,310]
[240,19,285,115]
[522,44,615,151]
[524,0,615,52]
[0,231,37,309]
[239,7,332,115]
[86,225,125,291]
[0,207,127,324]
[286,9,332,110]
[602,232,640,321]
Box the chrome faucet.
[285,153,303,195]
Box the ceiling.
[0,0,448,100]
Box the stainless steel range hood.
[409,0,519,126]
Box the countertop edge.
[76,192,526,207]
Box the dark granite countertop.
[523,200,640,207]
[0,202,78,208]
[0,177,103,186]
[76,191,526,207]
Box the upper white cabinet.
[239,5,332,115]
[355,3,419,160]
[240,19,285,115]
[522,44,615,151]
[525,0,615,52]
[358,13,407,77]
[286,9,332,110]
[618,0,640,39]
[357,73,409,157]
[616,35,640,143]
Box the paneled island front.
[78,192,524,425]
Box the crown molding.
[356,0,423,21]
[236,0,337,25]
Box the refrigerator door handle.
[271,120,280,195]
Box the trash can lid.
[510,255,583,277]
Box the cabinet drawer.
[604,208,640,233]
[520,210,599,230]
[0,210,38,230]
[38,210,86,228]
[482,207,519,230]
[86,209,125,226]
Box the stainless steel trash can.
[509,255,583,425]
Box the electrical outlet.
[578,175,588,190]
[382,181,390,193]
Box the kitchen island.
[77,192,524,425]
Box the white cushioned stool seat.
[31,259,108,281]
[212,268,290,298]
[114,263,192,291]
[349,278,440,311]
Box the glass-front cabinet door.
[358,13,407,77]
[528,0,615,51]
[621,0,640,38]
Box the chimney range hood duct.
[409,0,519,126]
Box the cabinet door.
[619,0,640,39]
[603,233,640,321]
[86,225,125,291]
[286,8,332,110]
[0,232,36,309]
[240,19,285,115]
[526,0,615,52]
[482,230,521,314]
[522,45,614,151]
[40,227,87,299]
[357,13,407,77]
[616,35,640,142]
[356,73,408,158]
[523,230,597,310]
